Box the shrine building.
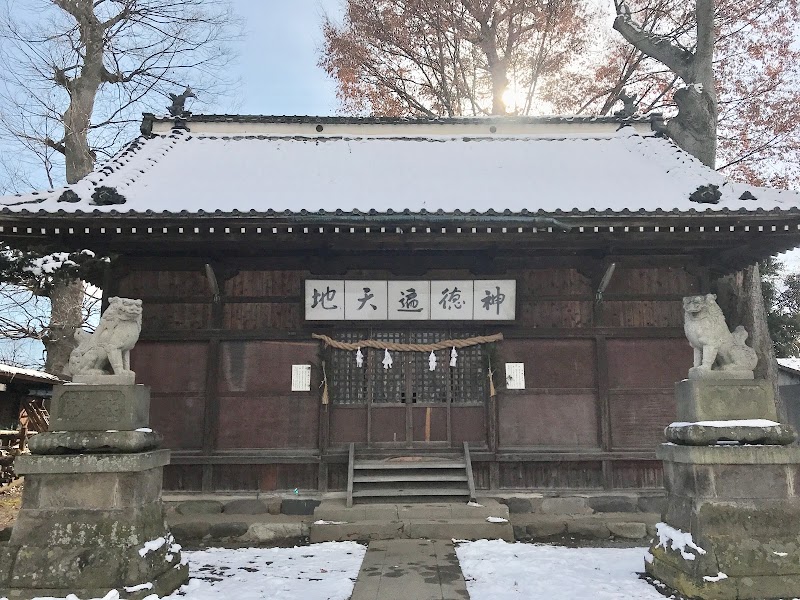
[2,114,800,501]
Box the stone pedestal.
[647,381,800,600]
[0,385,188,599]
[675,379,777,422]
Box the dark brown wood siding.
[120,260,697,492]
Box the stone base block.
[50,384,150,431]
[18,468,164,512]
[675,379,777,422]
[1,564,188,600]
[647,549,800,600]
[28,430,162,455]
[0,500,187,599]
[15,449,170,475]
[665,422,796,446]
[72,372,136,386]
[648,447,800,599]
[688,367,754,380]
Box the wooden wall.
[120,260,697,493]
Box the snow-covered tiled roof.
[778,357,800,375]
[0,363,61,384]
[2,115,799,218]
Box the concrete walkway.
[350,539,470,600]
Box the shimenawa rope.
[311,332,503,352]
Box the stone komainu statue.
[683,293,758,380]
[65,297,143,384]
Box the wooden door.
[326,329,488,448]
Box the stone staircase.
[310,498,514,543]
[346,442,476,506]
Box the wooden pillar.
[595,336,613,489]
[488,393,500,490]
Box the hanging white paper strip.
[428,351,437,371]
[355,347,364,368]
[382,349,393,370]
[450,347,458,367]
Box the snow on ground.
[456,540,664,600]
[4,542,366,600]
[7,540,673,600]
[162,542,366,600]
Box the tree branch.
[613,2,694,82]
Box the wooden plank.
[346,442,354,508]
[595,336,612,458]
[495,451,656,461]
[354,461,466,469]
[138,327,687,342]
[201,338,220,492]
[353,473,467,483]
[464,442,477,502]
[352,488,469,498]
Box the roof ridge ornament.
[689,184,721,204]
[167,86,196,118]
[613,89,638,119]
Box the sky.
[223,1,342,116]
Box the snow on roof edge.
[0,363,62,383]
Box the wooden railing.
[463,442,476,502]
[346,442,355,508]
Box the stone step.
[309,518,513,543]
[314,499,510,522]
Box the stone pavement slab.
[350,539,469,600]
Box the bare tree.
[0,283,101,369]
[0,0,241,376]
[610,0,780,411]
[320,0,596,116]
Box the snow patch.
[669,419,779,428]
[161,542,366,600]
[138,536,166,557]
[457,540,665,599]
[644,550,654,564]
[655,523,707,561]
[124,582,154,592]
[0,363,61,382]
[314,520,347,525]
[703,572,728,582]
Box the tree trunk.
[715,264,783,420]
[42,5,106,376]
[63,84,98,184]
[488,59,508,115]
[43,279,84,379]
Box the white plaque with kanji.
[344,280,388,320]
[305,280,345,320]
[304,279,515,321]
[387,281,430,320]
[473,280,516,320]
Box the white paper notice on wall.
[291,364,312,392]
[505,363,525,390]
